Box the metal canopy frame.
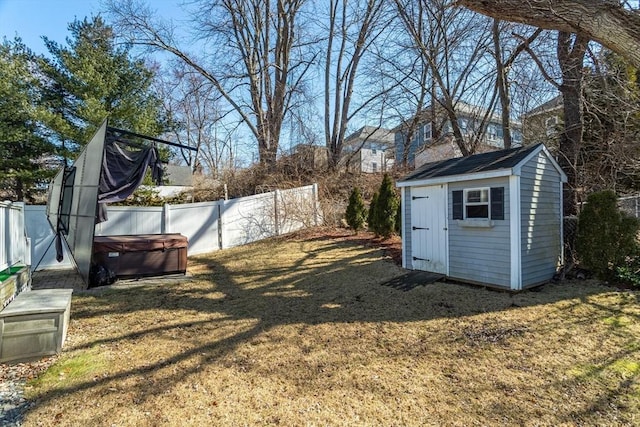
[46,120,196,287]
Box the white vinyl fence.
[619,195,640,218]
[0,201,30,272]
[26,184,321,271]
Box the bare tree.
[377,16,432,168]
[157,61,238,178]
[512,29,588,213]
[322,0,391,169]
[108,0,316,169]
[458,0,640,68]
[581,50,640,193]
[491,20,542,148]
[394,0,498,157]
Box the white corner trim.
[509,175,522,291]
[443,182,450,277]
[401,186,407,269]
[559,181,565,267]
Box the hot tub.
[92,234,188,283]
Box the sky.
[0,0,105,55]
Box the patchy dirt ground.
[15,229,639,426]
[286,227,403,266]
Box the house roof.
[523,95,563,117]
[344,126,395,146]
[399,143,547,184]
[393,100,521,133]
[164,164,193,186]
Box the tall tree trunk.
[492,19,512,149]
[557,31,589,215]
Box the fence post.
[312,183,320,226]
[218,199,224,250]
[163,203,171,233]
[274,189,280,236]
[15,202,25,267]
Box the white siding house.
[397,143,566,290]
[343,126,395,173]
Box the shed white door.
[410,185,447,274]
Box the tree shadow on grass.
[26,235,640,423]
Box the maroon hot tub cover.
[92,234,188,281]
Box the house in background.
[521,95,563,148]
[394,101,523,169]
[397,143,566,291]
[342,126,395,173]
[287,144,329,171]
[140,164,194,199]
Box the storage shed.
[397,143,567,291]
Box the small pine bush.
[368,191,379,232]
[345,187,367,233]
[395,199,402,235]
[576,190,640,280]
[371,173,400,238]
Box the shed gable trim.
[512,144,567,183]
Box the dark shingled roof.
[400,143,542,183]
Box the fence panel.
[277,185,320,235]
[94,206,164,236]
[221,193,277,249]
[167,201,221,255]
[618,195,640,218]
[25,205,71,270]
[26,184,320,271]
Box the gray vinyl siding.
[448,177,511,288]
[520,152,562,287]
[403,187,413,268]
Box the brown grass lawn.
[22,230,640,426]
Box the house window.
[372,148,377,155]
[487,125,497,141]
[545,116,558,136]
[513,130,522,144]
[452,187,504,220]
[423,123,432,140]
[372,162,378,173]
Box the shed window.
[465,188,489,218]
[452,187,504,220]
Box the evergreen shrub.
[345,187,366,233]
[368,191,379,232]
[576,190,640,281]
[371,173,399,238]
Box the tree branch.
[457,0,640,67]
